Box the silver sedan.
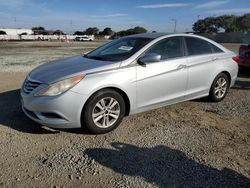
[21,33,238,134]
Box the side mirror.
[138,53,161,66]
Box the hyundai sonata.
[21,33,238,134]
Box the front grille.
[23,78,42,94]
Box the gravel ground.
[0,42,249,187]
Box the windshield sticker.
[118,46,133,51]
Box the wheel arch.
[221,71,231,86]
[208,71,231,102]
[82,87,131,118]
[211,70,232,88]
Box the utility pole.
[14,17,17,35]
[171,19,177,33]
[70,19,73,33]
[14,17,16,28]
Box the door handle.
[177,64,187,70]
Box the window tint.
[210,43,224,53]
[185,37,213,56]
[145,37,184,60]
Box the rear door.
[184,36,224,97]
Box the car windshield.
[85,37,153,62]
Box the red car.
[233,33,250,68]
[235,44,250,68]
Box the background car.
[234,33,250,69]
[75,36,94,42]
[234,44,250,68]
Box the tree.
[40,31,48,35]
[133,26,147,34]
[115,26,147,37]
[216,15,238,32]
[84,27,99,35]
[73,31,85,35]
[193,14,250,33]
[53,30,64,35]
[193,19,207,33]
[99,27,113,36]
[237,14,250,32]
[0,30,7,35]
[31,26,45,31]
[193,17,218,33]
[32,26,46,35]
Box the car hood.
[29,55,120,83]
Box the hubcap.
[214,77,227,98]
[92,97,120,128]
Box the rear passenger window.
[210,43,224,53]
[185,37,213,56]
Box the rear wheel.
[82,89,125,134]
[209,73,229,102]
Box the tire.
[209,73,229,102]
[82,89,125,134]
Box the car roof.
[124,32,212,40]
[124,33,230,50]
[125,32,169,39]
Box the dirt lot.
[0,41,249,187]
[0,41,105,72]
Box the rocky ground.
[0,41,249,187]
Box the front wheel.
[209,73,229,102]
[82,89,125,134]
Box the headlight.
[35,75,85,97]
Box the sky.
[0,0,249,33]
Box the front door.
[136,37,188,110]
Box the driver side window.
[145,37,184,60]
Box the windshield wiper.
[84,55,106,61]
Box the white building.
[104,35,111,39]
[0,28,33,35]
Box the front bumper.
[21,89,89,129]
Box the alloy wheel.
[214,77,227,99]
[92,97,120,128]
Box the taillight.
[232,56,240,63]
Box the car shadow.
[232,69,250,90]
[238,68,250,78]
[194,70,250,103]
[0,89,92,135]
[0,89,58,134]
[0,89,94,135]
[233,80,250,90]
[85,142,250,187]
